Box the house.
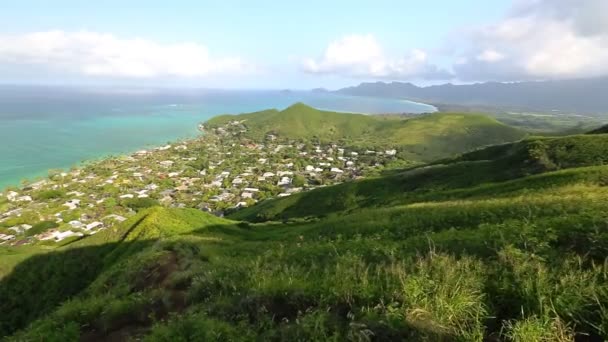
[145,183,159,190]
[241,192,254,199]
[262,172,275,178]
[385,149,397,156]
[243,187,259,192]
[16,196,33,202]
[69,220,84,229]
[277,171,293,176]
[305,165,315,171]
[6,191,19,202]
[54,230,83,242]
[119,194,134,199]
[331,168,344,173]
[232,178,244,185]
[346,161,355,167]
[64,199,81,210]
[159,160,174,168]
[85,222,103,231]
[235,202,248,208]
[104,214,127,222]
[1,234,15,241]
[277,177,292,186]
[350,152,359,156]
[258,158,268,164]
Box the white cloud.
[476,50,504,63]
[302,34,450,80]
[454,0,608,81]
[0,31,254,78]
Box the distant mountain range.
[334,77,608,115]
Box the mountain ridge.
[335,77,608,114]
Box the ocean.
[0,86,436,189]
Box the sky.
[0,0,607,89]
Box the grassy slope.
[589,124,608,134]
[0,207,238,336]
[206,103,527,161]
[230,134,608,222]
[4,136,608,340]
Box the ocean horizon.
[0,86,436,190]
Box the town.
[0,119,409,247]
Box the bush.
[121,198,160,211]
[25,221,59,237]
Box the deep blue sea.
[0,86,436,189]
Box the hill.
[229,134,608,222]
[3,133,608,340]
[589,124,608,134]
[205,103,526,161]
[336,77,608,115]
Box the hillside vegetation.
[205,103,526,161]
[230,134,608,222]
[3,119,608,340]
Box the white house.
[277,177,292,186]
[68,220,84,229]
[159,160,174,168]
[85,222,103,231]
[331,168,344,173]
[54,230,83,242]
[6,191,19,201]
[305,165,315,172]
[64,199,81,210]
[385,149,397,156]
[241,192,254,199]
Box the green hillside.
[205,103,527,161]
[230,134,608,222]
[589,124,608,134]
[3,126,608,340]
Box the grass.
[3,133,608,340]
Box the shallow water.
[0,87,435,189]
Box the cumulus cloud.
[454,0,608,81]
[302,34,450,80]
[0,31,254,78]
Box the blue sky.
[1,0,607,89]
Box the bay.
[0,86,436,189]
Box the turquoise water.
[0,87,436,189]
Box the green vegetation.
[589,124,608,134]
[205,103,527,161]
[2,131,608,340]
[230,134,608,222]
[2,106,608,341]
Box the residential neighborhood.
[0,119,408,247]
